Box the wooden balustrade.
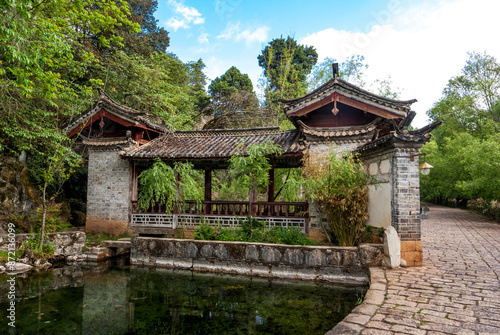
[131,200,308,218]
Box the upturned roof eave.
[281,78,416,115]
[65,89,169,136]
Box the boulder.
[383,226,401,269]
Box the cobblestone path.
[330,204,500,335]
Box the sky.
[155,0,500,128]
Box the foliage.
[21,233,56,261]
[422,52,500,205]
[9,203,72,234]
[0,0,138,156]
[273,168,305,202]
[258,36,318,125]
[118,0,170,56]
[228,141,282,202]
[308,55,368,90]
[202,66,261,129]
[209,66,254,99]
[137,159,203,212]
[193,217,317,246]
[302,149,375,246]
[421,133,500,203]
[307,55,400,98]
[94,51,201,129]
[193,222,217,240]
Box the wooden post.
[268,167,275,202]
[204,168,212,215]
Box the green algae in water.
[0,265,366,335]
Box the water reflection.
[0,260,366,335]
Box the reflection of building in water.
[82,273,131,335]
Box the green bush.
[193,218,316,246]
[302,149,376,246]
[22,233,56,261]
[193,223,216,240]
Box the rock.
[66,255,78,263]
[17,257,29,264]
[40,262,52,269]
[0,265,5,273]
[400,258,407,267]
[383,226,401,269]
[14,262,33,273]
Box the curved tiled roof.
[65,89,169,135]
[281,77,416,116]
[121,127,304,160]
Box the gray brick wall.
[86,147,130,225]
[391,149,421,241]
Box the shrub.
[193,219,316,246]
[21,233,56,261]
[302,149,376,246]
[193,223,216,240]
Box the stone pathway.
[329,204,500,335]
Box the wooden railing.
[131,200,308,218]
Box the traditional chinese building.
[68,68,439,266]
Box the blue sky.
[155,0,500,128]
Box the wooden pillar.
[268,167,275,203]
[204,168,212,201]
[204,168,212,215]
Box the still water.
[0,260,366,335]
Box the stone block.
[200,244,214,258]
[283,248,304,266]
[245,244,259,261]
[305,249,326,267]
[359,244,384,267]
[261,246,281,264]
[383,226,401,269]
[214,244,228,260]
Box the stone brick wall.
[361,147,423,266]
[391,149,421,241]
[0,232,86,256]
[86,147,131,234]
[131,237,384,285]
[391,149,423,266]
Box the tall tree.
[421,52,500,207]
[258,36,318,126]
[0,0,138,155]
[119,0,170,56]
[203,67,260,129]
[209,66,254,99]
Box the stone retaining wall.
[131,237,383,285]
[0,232,85,256]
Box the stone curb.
[326,267,387,335]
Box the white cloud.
[300,0,500,128]
[198,33,209,44]
[166,18,189,31]
[217,22,270,45]
[165,0,204,31]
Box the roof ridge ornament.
[332,63,339,81]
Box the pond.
[0,260,366,335]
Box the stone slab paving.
[328,204,500,335]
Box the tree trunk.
[39,183,47,249]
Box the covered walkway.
[330,204,500,334]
